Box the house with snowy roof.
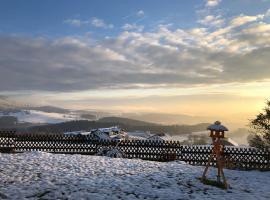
[90,129,111,140]
[147,134,165,141]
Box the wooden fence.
[0,130,269,170]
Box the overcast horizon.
[1,0,270,128]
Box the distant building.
[147,134,164,141]
[64,131,91,136]
[91,130,111,140]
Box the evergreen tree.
[249,100,270,149]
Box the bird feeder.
[201,121,229,189]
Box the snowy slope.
[0,110,80,124]
[0,152,269,200]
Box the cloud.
[0,36,129,91]
[64,19,83,27]
[206,0,221,7]
[198,15,224,27]
[266,8,270,17]
[1,8,270,92]
[64,17,114,29]
[91,17,114,29]
[230,14,264,27]
[136,10,144,17]
[1,24,270,93]
[122,23,144,32]
[242,22,270,34]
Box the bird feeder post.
[201,121,229,189]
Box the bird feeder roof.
[207,121,228,131]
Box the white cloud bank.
[1,7,270,92]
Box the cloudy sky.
[1,0,270,127]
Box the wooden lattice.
[0,130,269,170]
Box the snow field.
[0,152,269,200]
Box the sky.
[1,0,270,128]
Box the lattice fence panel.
[0,130,269,170]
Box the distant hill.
[122,113,212,125]
[0,97,211,134]
[98,117,158,126]
[0,116,34,129]
[26,106,70,114]
[25,117,210,136]
[0,116,18,128]
[81,114,97,120]
[0,95,23,109]
[0,96,211,126]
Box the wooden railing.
[0,130,269,170]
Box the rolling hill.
[25,117,210,136]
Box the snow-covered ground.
[0,152,269,200]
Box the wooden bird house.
[208,121,228,140]
[201,121,229,189]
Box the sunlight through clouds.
[0,0,270,128]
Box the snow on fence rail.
[0,130,269,170]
